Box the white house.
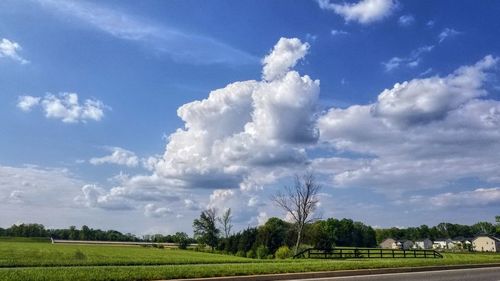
[432,239,454,250]
[472,235,500,252]
[414,238,433,249]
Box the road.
[284,267,500,281]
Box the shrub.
[236,250,246,257]
[256,245,269,259]
[73,249,86,260]
[275,245,292,259]
[246,249,256,259]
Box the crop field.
[1,240,499,281]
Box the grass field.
[1,240,499,281]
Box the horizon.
[1,0,500,236]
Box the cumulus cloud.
[317,0,396,24]
[74,184,134,210]
[0,38,29,64]
[318,55,500,194]
[262,38,309,81]
[374,55,497,126]
[90,147,139,167]
[153,37,319,190]
[17,93,108,123]
[144,203,173,218]
[17,96,41,111]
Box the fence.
[293,247,443,259]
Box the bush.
[236,250,246,257]
[256,245,269,259]
[246,249,256,259]
[275,245,292,259]
[73,249,86,260]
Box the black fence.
[293,247,443,259]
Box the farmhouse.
[472,235,500,252]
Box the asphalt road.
[284,267,500,281]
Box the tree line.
[0,224,142,241]
[375,221,499,243]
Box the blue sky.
[1,0,500,235]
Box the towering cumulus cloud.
[154,38,319,190]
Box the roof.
[473,235,500,242]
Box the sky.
[1,0,500,236]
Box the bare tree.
[272,173,321,255]
[218,208,233,238]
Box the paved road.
[285,267,500,281]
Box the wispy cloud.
[34,0,257,65]
[438,28,461,43]
[331,29,349,36]
[398,14,415,26]
[382,45,434,71]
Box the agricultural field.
[1,240,500,281]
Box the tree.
[218,208,233,238]
[272,173,321,255]
[173,232,190,249]
[193,208,219,250]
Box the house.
[414,238,433,249]
[472,235,500,252]
[399,239,414,250]
[432,238,454,250]
[452,237,473,251]
[380,238,398,249]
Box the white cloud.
[438,28,460,43]
[0,165,84,207]
[375,55,497,126]
[429,188,500,208]
[0,38,29,64]
[35,0,256,65]
[318,55,500,195]
[383,45,434,71]
[17,92,108,123]
[17,96,41,111]
[331,29,349,36]
[153,37,319,190]
[262,37,310,81]
[90,147,139,167]
[317,0,396,24]
[398,14,415,26]
[144,203,173,218]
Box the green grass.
[0,241,251,267]
[0,241,499,281]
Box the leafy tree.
[256,217,290,254]
[193,208,219,250]
[173,232,190,249]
